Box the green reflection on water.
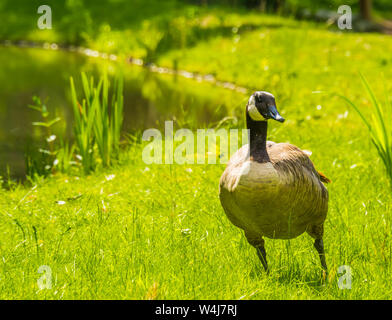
[0,46,246,178]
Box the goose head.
[246,91,285,123]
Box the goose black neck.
[246,113,269,163]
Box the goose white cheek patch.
[247,96,266,121]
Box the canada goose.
[219,91,330,273]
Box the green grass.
[1,140,392,299]
[1,1,392,299]
[341,74,392,190]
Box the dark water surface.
[0,46,245,178]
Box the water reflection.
[0,46,245,178]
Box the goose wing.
[267,143,330,185]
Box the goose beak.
[267,105,285,123]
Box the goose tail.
[318,171,331,184]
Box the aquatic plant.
[70,72,124,173]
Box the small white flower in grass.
[76,154,82,161]
[143,167,150,172]
[316,105,322,110]
[181,229,191,236]
[186,168,192,173]
[337,111,349,120]
[56,200,66,205]
[105,174,115,181]
[53,159,59,166]
[350,164,357,169]
[46,135,56,143]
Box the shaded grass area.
[0,0,316,59]
[2,0,391,101]
[1,1,392,299]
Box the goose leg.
[245,232,269,273]
[307,224,328,277]
[256,244,269,273]
[314,238,328,272]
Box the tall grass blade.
[342,74,392,189]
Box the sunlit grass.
[1,138,391,299]
[1,1,392,300]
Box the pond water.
[0,46,245,179]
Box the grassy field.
[1,1,392,299]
